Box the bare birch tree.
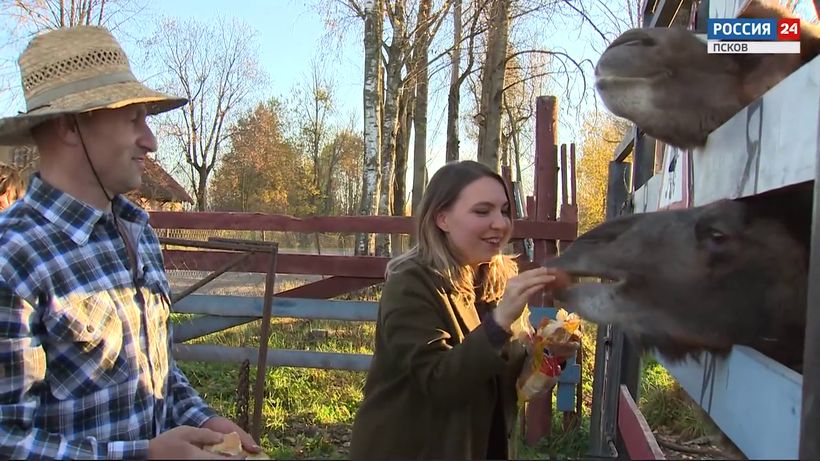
[1,0,144,30]
[392,80,413,253]
[444,0,463,163]
[475,0,509,172]
[290,57,335,209]
[355,0,383,255]
[148,17,265,211]
[1,0,146,104]
[410,0,432,216]
[374,0,408,257]
[444,0,484,164]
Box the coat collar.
[447,291,482,334]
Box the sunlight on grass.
[639,359,717,440]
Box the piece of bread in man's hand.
[203,432,270,459]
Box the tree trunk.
[355,0,383,256]
[476,0,509,172]
[196,165,208,211]
[392,86,413,257]
[323,140,340,215]
[375,0,406,258]
[393,89,413,218]
[445,0,461,163]
[411,0,431,217]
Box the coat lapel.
[447,292,481,335]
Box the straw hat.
[0,26,187,146]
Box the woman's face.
[435,176,512,267]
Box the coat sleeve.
[378,267,520,408]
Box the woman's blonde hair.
[0,164,26,210]
[387,160,518,305]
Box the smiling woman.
[349,160,569,461]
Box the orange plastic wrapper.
[516,308,582,404]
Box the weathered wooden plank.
[613,131,634,162]
[656,346,802,459]
[164,251,389,277]
[153,213,415,233]
[171,277,382,341]
[535,96,558,222]
[276,276,381,299]
[691,57,819,206]
[150,212,577,241]
[172,344,372,371]
[618,385,666,460]
[172,297,378,343]
[556,363,581,413]
[173,295,378,320]
[632,174,663,214]
[174,316,249,343]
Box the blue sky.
[2,0,818,195]
[0,0,655,197]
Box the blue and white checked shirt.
[0,174,216,460]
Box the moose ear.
[735,0,786,20]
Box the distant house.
[0,146,193,211]
[125,157,194,211]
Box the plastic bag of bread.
[516,308,582,403]
[203,432,270,459]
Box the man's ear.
[52,115,82,146]
[435,211,450,233]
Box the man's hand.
[148,425,236,459]
[201,416,262,455]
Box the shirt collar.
[23,173,149,246]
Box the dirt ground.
[653,428,746,460]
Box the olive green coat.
[349,259,528,460]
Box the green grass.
[173,283,715,459]
[176,317,373,458]
[639,358,718,440]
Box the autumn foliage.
[576,111,631,234]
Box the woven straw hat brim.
[0,80,186,146]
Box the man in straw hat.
[0,26,262,459]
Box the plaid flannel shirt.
[0,174,217,460]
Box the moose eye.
[702,228,732,256]
[708,229,727,243]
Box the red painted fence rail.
[149,212,577,241]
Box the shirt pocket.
[42,291,130,400]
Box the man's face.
[77,104,157,196]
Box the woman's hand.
[493,267,571,332]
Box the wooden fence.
[149,95,581,445]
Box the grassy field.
[171,273,722,460]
